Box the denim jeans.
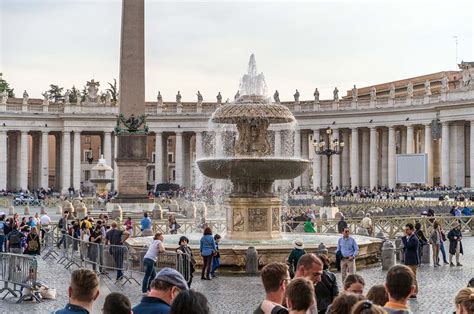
[142,258,156,293]
[0,235,4,253]
[211,257,220,275]
[439,242,448,263]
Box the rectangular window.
[84,170,90,181]
[84,150,92,163]
[151,152,156,163]
[168,153,174,163]
[168,138,173,147]
[85,135,91,144]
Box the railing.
[334,196,474,207]
[128,220,227,237]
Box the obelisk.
[114,0,149,201]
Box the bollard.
[399,240,405,264]
[375,231,386,241]
[326,226,336,234]
[381,240,396,270]
[24,206,30,215]
[111,204,123,222]
[8,206,15,215]
[421,243,431,264]
[245,246,258,275]
[394,237,402,262]
[317,243,328,256]
[152,204,163,220]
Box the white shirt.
[40,215,51,225]
[144,240,164,262]
[361,217,372,228]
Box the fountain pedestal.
[226,197,282,240]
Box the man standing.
[6,225,25,254]
[254,262,290,314]
[57,211,69,249]
[401,223,419,298]
[360,213,373,236]
[383,265,415,314]
[336,227,359,283]
[294,253,324,314]
[105,221,129,281]
[39,210,51,240]
[337,215,348,234]
[447,221,463,267]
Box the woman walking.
[429,221,441,267]
[199,227,216,280]
[447,221,463,267]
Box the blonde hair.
[454,288,474,313]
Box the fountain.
[197,54,310,240]
[90,155,114,194]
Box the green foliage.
[81,86,88,102]
[69,85,80,104]
[107,78,118,102]
[0,73,15,97]
[47,84,64,102]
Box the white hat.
[293,240,304,250]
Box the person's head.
[169,290,210,314]
[343,227,350,238]
[318,254,330,270]
[149,268,189,305]
[452,221,461,230]
[351,300,388,314]
[68,269,100,308]
[144,212,148,218]
[326,293,365,314]
[179,236,189,246]
[295,253,323,284]
[404,223,414,236]
[214,234,221,243]
[64,210,69,217]
[468,278,474,288]
[433,221,439,229]
[366,284,388,306]
[261,262,290,300]
[414,222,421,231]
[344,274,365,295]
[110,221,118,229]
[285,278,314,313]
[154,232,164,241]
[203,227,212,235]
[454,288,474,314]
[102,292,132,314]
[384,265,415,303]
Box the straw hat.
[451,221,460,229]
[293,240,305,250]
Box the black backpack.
[9,232,22,247]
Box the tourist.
[351,300,387,314]
[169,290,210,314]
[105,221,130,281]
[3,218,13,251]
[414,222,427,263]
[438,223,449,265]
[454,288,474,314]
[103,292,133,314]
[383,265,415,314]
[57,211,69,249]
[133,267,189,314]
[314,254,338,314]
[177,236,196,288]
[287,240,306,278]
[199,227,216,280]
[141,212,152,233]
[326,293,365,314]
[210,233,221,278]
[401,223,419,298]
[366,284,388,306]
[143,233,165,293]
[447,221,463,267]
[360,213,373,236]
[337,215,348,233]
[6,224,25,254]
[124,217,134,234]
[0,213,6,252]
[429,221,441,267]
[294,253,324,314]
[168,215,179,235]
[39,210,51,240]
[343,274,365,295]
[336,227,359,283]
[89,224,104,273]
[53,269,100,314]
[304,218,316,233]
[24,225,41,255]
[285,278,315,314]
[254,262,290,314]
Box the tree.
[69,85,80,104]
[0,73,15,97]
[81,86,88,102]
[107,78,118,102]
[47,84,64,102]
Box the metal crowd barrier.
[156,251,192,282]
[41,229,59,261]
[0,253,42,303]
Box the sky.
[0,0,473,102]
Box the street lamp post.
[313,127,344,207]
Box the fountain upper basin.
[197,157,311,180]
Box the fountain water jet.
[197,54,311,240]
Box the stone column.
[332,129,341,189]
[72,131,81,192]
[175,131,183,186]
[154,132,163,185]
[369,127,378,189]
[471,121,474,188]
[31,134,40,189]
[450,122,465,187]
[16,133,21,187]
[424,124,433,186]
[7,133,17,190]
[40,131,49,189]
[406,125,414,154]
[114,134,119,192]
[361,129,370,187]
[61,131,71,193]
[350,128,359,188]
[388,126,396,188]
[441,122,450,186]
[312,129,321,190]
[195,131,203,188]
[103,131,112,165]
[401,128,407,154]
[341,130,350,188]
[381,129,388,186]
[0,131,7,190]
[301,131,310,188]
[19,130,29,190]
[293,129,301,188]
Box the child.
[210,234,221,278]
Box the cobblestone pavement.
[1,237,472,314]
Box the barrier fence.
[0,252,41,303]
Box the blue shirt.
[133,296,170,314]
[52,303,89,314]
[200,234,216,256]
[141,217,151,230]
[337,236,359,258]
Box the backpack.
[9,232,22,247]
[28,234,39,252]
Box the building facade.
[1,63,474,193]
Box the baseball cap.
[154,268,188,290]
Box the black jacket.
[315,270,339,314]
[402,234,420,265]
